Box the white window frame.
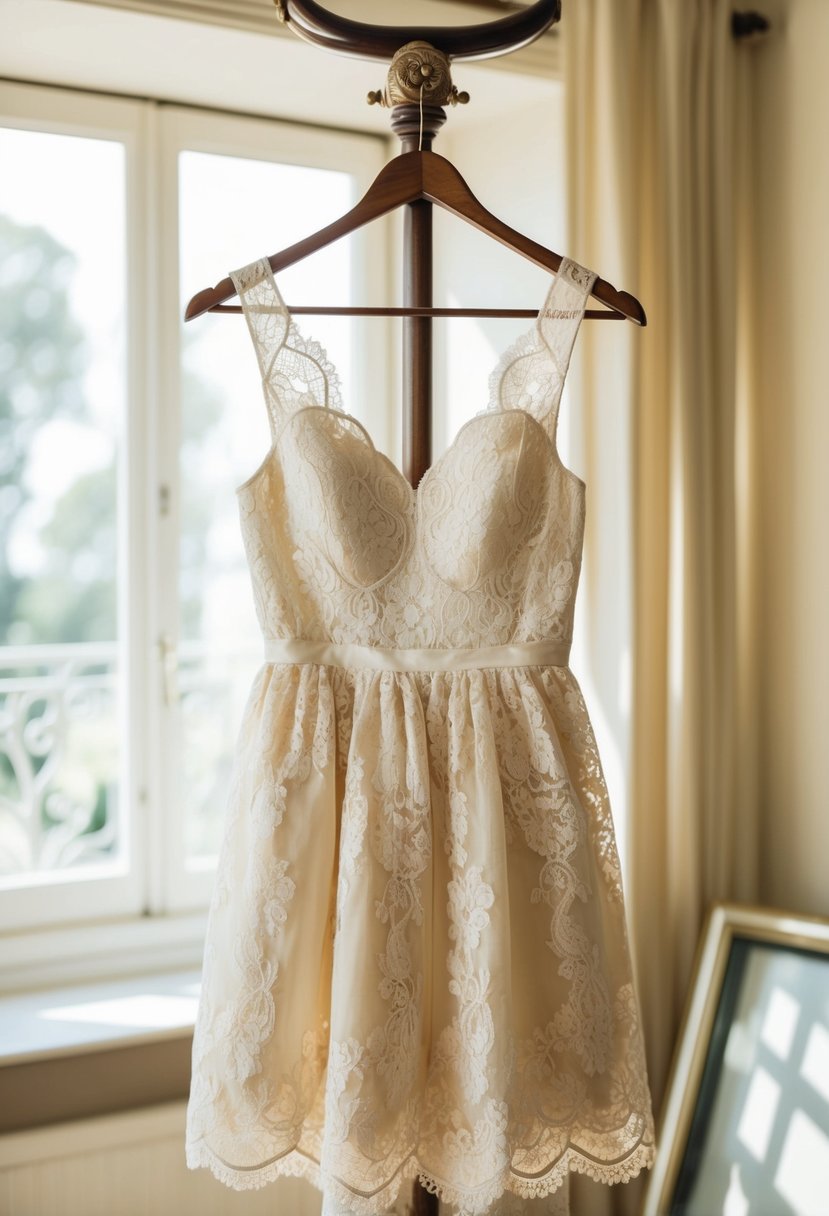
[0,78,389,991]
[0,82,151,936]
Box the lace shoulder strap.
[229,256,342,438]
[538,256,598,388]
[489,255,598,439]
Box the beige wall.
[0,1103,318,1216]
[433,89,565,450]
[753,0,829,915]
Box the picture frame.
[642,901,829,1216]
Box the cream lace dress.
[185,255,656,1216]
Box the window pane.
[0,127,126,885]
[176,151,355,865]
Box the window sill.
[0,911,208,994]
[0,968,201,1067]
[0,969,200,1133]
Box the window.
[0,80,387,982]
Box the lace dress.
[185,254,657,1216]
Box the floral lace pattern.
[185,256,657,1214]
[231,257,591,652]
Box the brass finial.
[367,41,470,109]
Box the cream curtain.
[563,3,760,1213]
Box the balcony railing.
[0,642,121,883]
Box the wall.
[0,1103,318,1215]
[752,0,829,916]
[433,89,566,448]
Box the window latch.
[158,632,179,706]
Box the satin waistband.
[262,637,571,672]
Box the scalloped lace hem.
[186,1136,656,1215]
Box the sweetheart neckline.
[235,400,587,503]
[233,256,590,500]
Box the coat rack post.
[384,45,455,489]
[390,97,446,487]
[403,196,432,487]
[389,91,446,1215]
[383,42,463,1216]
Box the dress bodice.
[232,255,597,651]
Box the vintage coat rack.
[185,4,621,1210]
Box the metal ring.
[278,0,561,63]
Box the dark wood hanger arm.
[184,151,645,326]
[185,154,424,322]
[416,154,645,325]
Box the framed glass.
[644,902,829,1216]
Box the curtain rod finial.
[732,11,771,40]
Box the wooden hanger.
[184,149,646,326]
